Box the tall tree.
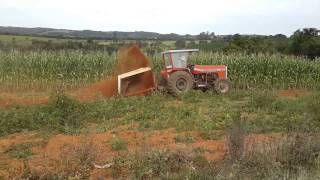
[291,28,320,59]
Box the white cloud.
[0,0,319,35]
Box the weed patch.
[5,143,33,159]
[45,93,86,133]
[109,137,127,151]
[1,91,320,138]
[175,134,195,144]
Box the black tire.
[158,76,167,86]
[214,79,232,94]
[157,76,167,92]
[167,71,194,95]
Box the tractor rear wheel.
[167,71,193,95]
[214,79,232,94]
[157,76,167,92]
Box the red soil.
[278,90,306,97]
[0,127,279,179]
[0,93,49,108]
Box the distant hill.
[0,26,185,40]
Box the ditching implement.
[117,67,155,96]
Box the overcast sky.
[0,0,319,36]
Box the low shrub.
[45,93,85,133]
[109,137,127,151]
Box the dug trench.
[0,46,156,108]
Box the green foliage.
[223,36,270,53]
[45,93,86,132]
[0,93,85,136]
[174,39,186,48]
[109,137,127,151]
[1,91,320,137]
[185,52,320,89]
[5,143,33,159]
[249,90,277,109]
[175,134,195,144]
[0,50,116,91]
[244,91,320,133]
[128,150,218,179]
[304,93,320,123]
[291,28,320,59]
[1,49,320,92]
[0,105,41,136]
[132,150,193,179]
[286,92,320,132]
[227,116,246,162]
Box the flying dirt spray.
[76,46,156,100]
[0,46,156,107]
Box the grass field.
[0,34,84,45]
[0,34,177,49]
[0,47,320,179]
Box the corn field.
[153,52,320,89]
[1,50,320,92]
[0,50,116,91]
[192,52,320,89]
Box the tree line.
[178,28,320,59]
[0,28,319,59]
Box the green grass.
[1,90,320,137]
[4,143,33,159]
[109,137,128,151]
[175,134,195,143]
[0,34,83,45]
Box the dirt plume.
[76,46,155,101]
[0,46,156,107]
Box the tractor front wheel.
[167,71,193,95]
[214,79,232,94]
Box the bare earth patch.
[0,125,280,179]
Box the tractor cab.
[162,49,199,70]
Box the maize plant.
[151,52,320,90]
[0,50,116,91]
[0,50,320,92]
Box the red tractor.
[159,49,232,94]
